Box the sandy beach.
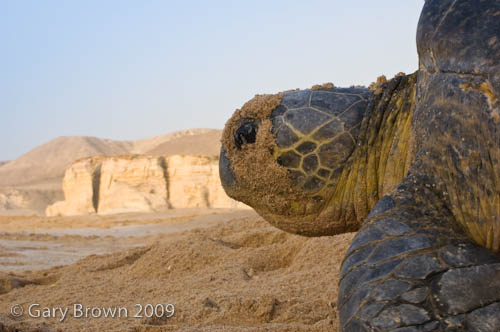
[0,209,354,331]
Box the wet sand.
[0,209,247,271]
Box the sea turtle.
[219,0,500,331]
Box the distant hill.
[0,129,222,188]
[131,129,220,154]
[146,129,221,156]
[0,161,9,168]
[0,136,132,187]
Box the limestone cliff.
[97,156,169,215]
[45,157,104,216]
[1,187,63,215]
[167,155,233,209]
[46,155,248,216]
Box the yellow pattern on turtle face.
[266,89,369,218]
[271,115,357,210]
[273,92,368,181]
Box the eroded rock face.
[46,155,247,216]
[97,156,169,215]
[167,155,250,209]
[1,188,63,215]
[46,157,103,216]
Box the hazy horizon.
[1,1,424,161]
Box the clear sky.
[1,1,424,161]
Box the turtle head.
[220,87,370,236]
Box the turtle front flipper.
[338,175,500,331]
[339,0,500,330]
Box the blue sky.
[1,1,424,160]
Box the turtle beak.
[219,147,236,193]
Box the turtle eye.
[234,122,258,149]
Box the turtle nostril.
[234,122,258,149]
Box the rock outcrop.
[167,155,234,209]
[46,155,248,216]
[45,157,103,217]
[0,129,223,214]
[0,129,222,189]
[97,156,169,215]
[1,188,63,215]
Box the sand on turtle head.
[311,82,336,90]
[221,94,309,218]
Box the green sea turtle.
[219,0,500,331]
